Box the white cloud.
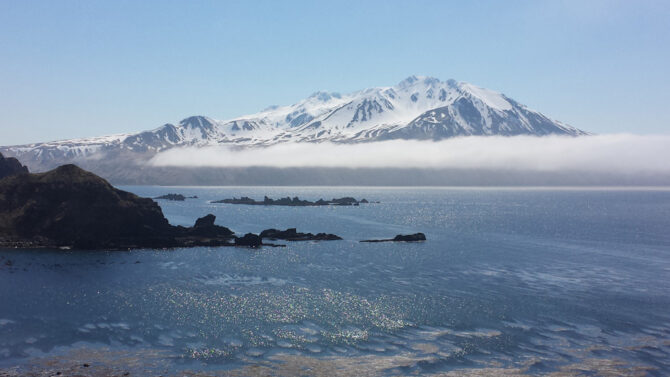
[148,134,670,173]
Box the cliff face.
[0,164,174,248]
[0,152,29,179]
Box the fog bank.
[149,134,670,174]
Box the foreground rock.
[360,233,426,243]
[0,152,29,179]
[212,196,370,206]
[0,164,235,249]
[260,228,342,241]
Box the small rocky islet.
[360,233,427,243]
[154,193,198,201]
[0,154,424,250]
[212,196,371,206]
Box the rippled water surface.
[1,187,669,376]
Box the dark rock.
[393,233,426,242]
[259,228,342,241]
[312,233,343,241]
[259,228,297,239]
[0,163,236,249]
[361,233,426,243]
[235,233,262,247]
[194,214,215,228]
[213,196,256,205]
[0,164,172,249]
[154,193,186,201]
[329,197,358,206]
[212,195,371,206]
[188,214,234,238]
[0,152,29,179]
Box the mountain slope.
[0,76,588,172]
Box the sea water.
[0,187,669,376]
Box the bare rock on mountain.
[0,152,29,179]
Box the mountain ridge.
[1,76,588,173]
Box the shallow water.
[1,187,669,376]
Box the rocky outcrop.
[392,233,426,242]
[259,228,342,241]
[360,233,426,243]
[155,193,185,201]
[185,214,234,239]
[234,233,262,247]
[0,164,172,249]
[155,193,198,201]
[212,196,370,206]
[0,164,236,249]
[0,159,422,250]
[0,152,29,179]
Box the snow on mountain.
[1,76,588,170]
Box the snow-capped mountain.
[1,76,588,172]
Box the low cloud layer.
[149,134,670,174]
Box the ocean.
[1,187,669,376]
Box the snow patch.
[459,83,513,111]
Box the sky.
[1,0,669,145]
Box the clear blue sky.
[1,0,669,145]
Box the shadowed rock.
[392,233,426,242]
[0,152,29,179]
[155,193,186,201]
[360,233,426,243]
[0,164,236,249]
[234,233,262,247]
[212,196,370,206]
[260,228,342,241]
[194,214,216,228]
[155,193,198,201]
[187,214,234,238]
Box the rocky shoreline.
[0,158,347,250]
[0,156,424,250]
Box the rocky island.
[260,228,342,241]
[360,233,427,243]
[154,193,198,201]
[212,196,370,206]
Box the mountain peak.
[179,116,215,128]
[307,91,342,102]
[397,75,420,88]
[0,76,589,174]
[397,75,442,89]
